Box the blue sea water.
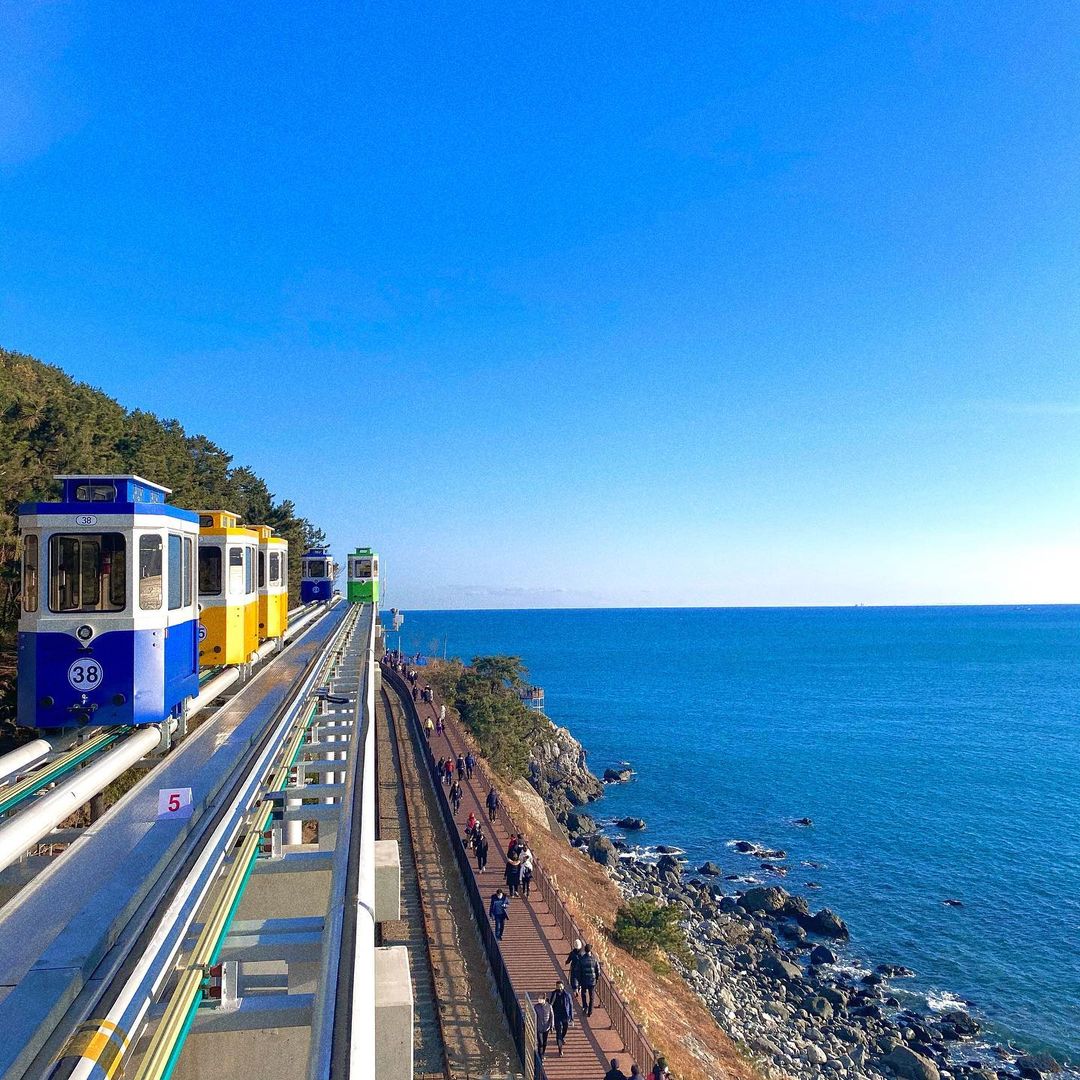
[397,606,1080,1063]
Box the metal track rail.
[378,682,452,1077]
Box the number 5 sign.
[157,787,194,820]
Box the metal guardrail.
[385,664,658,1076]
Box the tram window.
[199,515,214,528]
[258,551,266,590]
[244,547,254,595]
[167,535,183,610]
[372,558,378,577]
[22,535,38,612]
[307,559,326,579]
[269,551,280,585]
[228,546,245,596]
[49,534,126,613]
[199,547,222,596]
[75,483,116,503]
[183,538,194,606]
[139,535,164,610]
[359,559,372,578]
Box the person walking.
[424,716,434,738]
[465,752,475,779]
[575,943,600,1017]
[629,1066,643,1078]
[533,997,554,1059]
[548,980,574,1056]
[604,1060,629,1080]
[521,860,533,899]
[474,830,489,874]
[650,1058,670,1080]
[486,786,499,822]
[566,938,584,993]
[464,811,477,840]
[504,850,522,897]
[456,753,466,779]
[449,780,463,813]
[488,889,510,941]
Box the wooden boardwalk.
[398,671,638,1080]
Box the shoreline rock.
[522,718,1075,1080]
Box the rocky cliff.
[527,720,604,821]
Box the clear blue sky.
[2,2,1079,607]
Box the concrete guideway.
[0,600,400,1080]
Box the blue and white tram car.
[299,548,335,603]
[17,475,200,730]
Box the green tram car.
[346,548,380,604]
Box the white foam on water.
[927,989,969,1013]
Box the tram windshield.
[49,533,126,613]
[306,559,327,579]
[199,547,222,596]
[269,551,281,585]
[357,558,372,578]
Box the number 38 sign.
[157,787,194,820]
[67,658,103,690]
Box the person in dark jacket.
[574,943,601,1016]
[604,1060,629,1080]
[547,980,574,1056]
[474,830,489,873]
[649,1057,670,1080]
[456,753,466,778]
[465,752,476,779]
[488,889,510,940]
[504,851,522,897]
[486,786,499,821]
[566,938,584,991]
[449,780,463,813]
[533,997,554,1059]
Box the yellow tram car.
[197,511,259,666]
[251,524,289,640]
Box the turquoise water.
[397,607,1080,1062]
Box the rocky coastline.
[526,734,1071,1080]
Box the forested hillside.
[0,346,326,731]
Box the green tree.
[612,897,690,970]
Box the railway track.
[378,677,522,1080]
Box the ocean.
[395,606,1080,1063]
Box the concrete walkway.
[398,671,636,1080]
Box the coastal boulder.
[941,1011,979,1037]
[603,767,634,783]
[657,853,683,882]
[761,953,803,983]
[880,1046,940,1080]
[588,834,617,866]
[802,907,850,939]
[739,885,789,914]
[1016,1055,1062,1078]
[565,810,598,835]
[878,964,916,978]
[697,861,722,876]
[616,817,646,831]
[810,945,838,966]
